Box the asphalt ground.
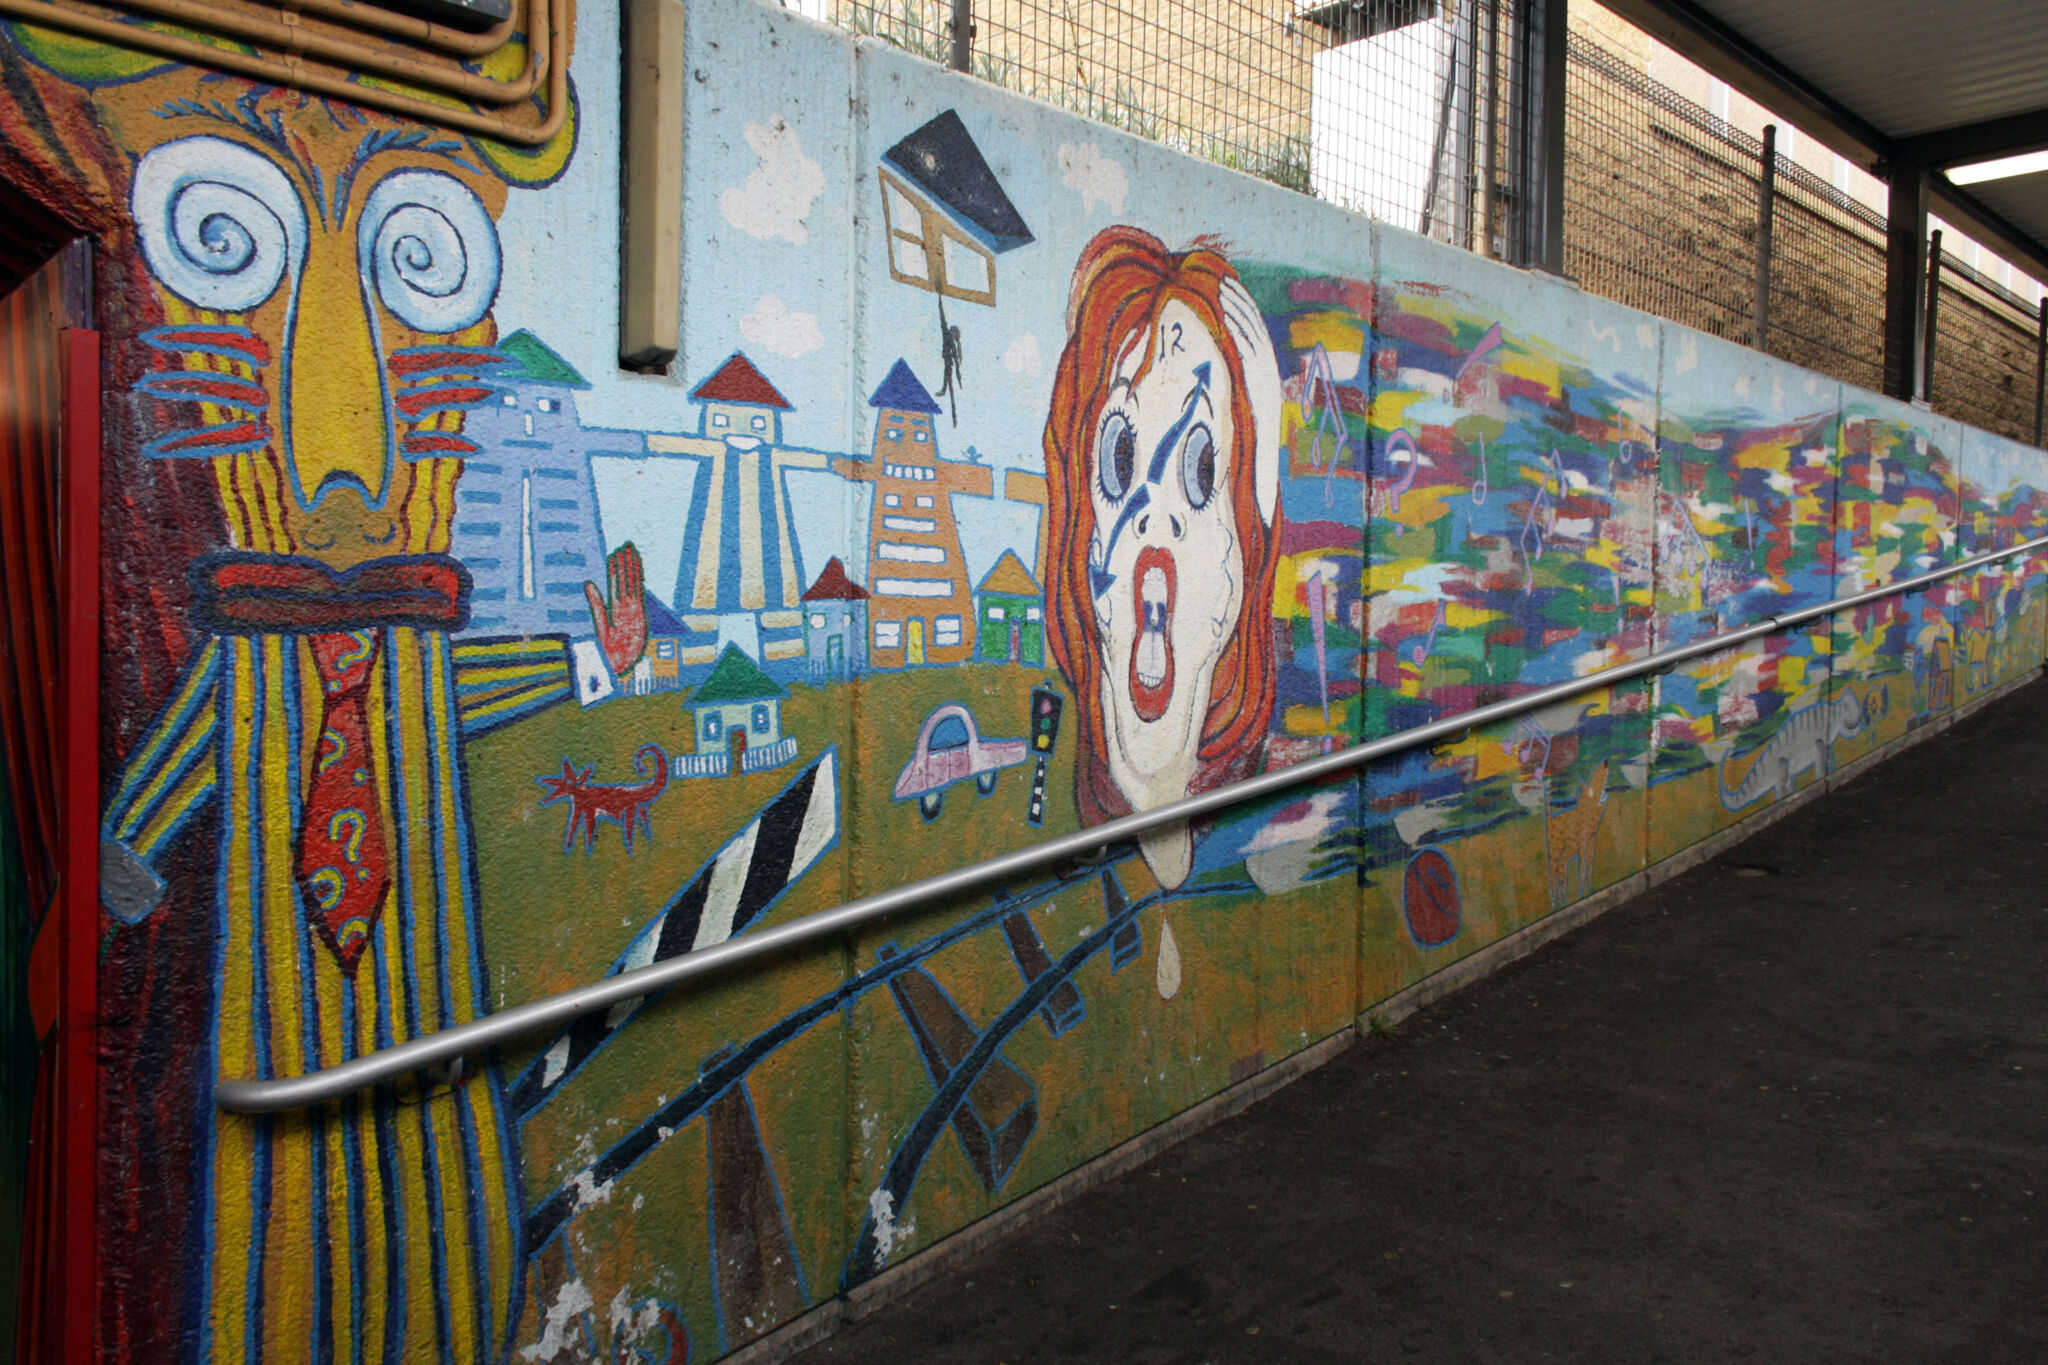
[785,677,2048,1364]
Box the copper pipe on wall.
[280,0,518,58]
[0,0,568,143]
[9,0,547,103]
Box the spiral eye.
[132,137,304,313]
[359,170,501,334]
[1180,423,1216,510]
[1098,410,1137,503]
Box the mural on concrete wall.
[1957,428,2048,703]
[1830,395,1961,770]
[4,0,2047,1360]
[1356,227,1658,1002]
[1647,327,1841,861]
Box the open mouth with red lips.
[1129,545,1177,722]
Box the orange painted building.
[857,359,991,666]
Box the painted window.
[942,235,991,296]
[751,704,772,732]
[913,430,929,442]
[713,412,729,428]
[536,397,557,413]
[935,616,962,646]
[986,605,1006,621]
[874,620,902,648]
[915,495,934,508]
[883,493,901,507]
[928,715,970,751]
[656,641,675,659]
[1026,606,1042,621]
[703,713,722,740]
[751,413,767,432]
[809,612,828,629]
[500,393,517,407]
[876,541,946,564]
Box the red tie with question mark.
[298,630,392,974]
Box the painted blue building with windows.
[452,329,648,639]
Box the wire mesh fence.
[810,0,2047,441]
[828,0,1546,258]
[1933,253,2045,444]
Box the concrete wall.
[3,1,2046,1359]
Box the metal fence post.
[949,0,972,71]
[1882,164,1929,401]
[2035,299,2046,447]
[1753,123,1775,351]
[1922,228,1943,405]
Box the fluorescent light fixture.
[1949,150,2048,185]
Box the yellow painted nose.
[287,226,392,510]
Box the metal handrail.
[214,533,2048,1112]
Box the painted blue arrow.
[1087,361,1212,599]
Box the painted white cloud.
[1059,141,1128,217]
[740,294,823,358]
[1001,331,1042,378]
[720,117,825,244]
[1677,330,1700,375]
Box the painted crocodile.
[1700,686,1883,811]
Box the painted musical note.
[1518,451,1563,594]
[1382,428,1419,514]
[1298,343,1355,508]
[1305,570,1332,722]
[1407,599,1443,668]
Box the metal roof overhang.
[1595,0,2048,279]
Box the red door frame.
[56,324,101,1364]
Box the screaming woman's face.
[1086,298,1244,866]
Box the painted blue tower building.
[451,330,648,639]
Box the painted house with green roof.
[684,644,797,775]
[450,331,654,678]
[975,550,1044,665]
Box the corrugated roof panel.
[1968,172,2048,257]
[1696,0,2048,139]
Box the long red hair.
[1042,226,1280,829]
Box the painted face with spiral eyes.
[123,103,513,568]
[1087,298,1243,825]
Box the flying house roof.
[644,593,686,636]
[802,556,871,602]
[869,359,942,415]
[690,352,793,410]
[977,549,1041,598]
[688,644,789,705]
[882,110,1035,254]
[497,329,590,388]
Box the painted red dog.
[537,744,670,854]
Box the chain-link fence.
[811,0,2047,442]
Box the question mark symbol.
[328,809,368,865]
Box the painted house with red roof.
[801,556,869,682]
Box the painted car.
[893,703,1029,820]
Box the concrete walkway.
[787,680,2048,1364]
